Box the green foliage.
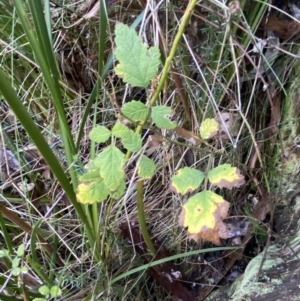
[121,100,149,123]
[89,126,111,143]
[170,167,205,194]
[33,285,62,301]
[95,145,125,192]
[114,23,161,87]
[151,106,177,129]
[112,123,142,152]
[138,155,156,179]
[1,244,28,276]
[76,24,167,204]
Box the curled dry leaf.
[228,0,240,15]
[216,112,242,139]
[146,134,166,156]
[175,127,201,145]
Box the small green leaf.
[138,155,156,179]
[121,131,142,152]
[39,285,50,296]
[12,267,21,276]
[114,24,160,87]
[200,118,219,139]
[112,123,142,152]
[17,244,25,257]
[77,177,109,204]
[170,167,205,194]
[50,286,62,297]
[112,122,131,138]
[208,164,245,189]
[89,125,111,143]
[151,106,176,129]
[95,146,125,192]
[12,257,20,268]
[33,298,46,301]
[121,100,149,123]
[21,266,28,273]
[0,249,9,258]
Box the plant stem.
[136,180,155,255]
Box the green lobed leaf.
[50,286,62,297]
[138,155,156,179]
[121,131,142,152]
[0,249,9,258]
[208,164,245,189]
[95,146,125,192]
[114,23,160,87]
[77,177,109,204]
[151,106,177,129]
[12,257,19,268]
[79,169,101,182]
[121,100,149,123]
[109,180,126,199]
[199,118,219,139]
[39,285,50,296]
[112,123,142,152]
[12,267,21,276]
[89,125,111,143]
[17,244,25,257]
[112,122,131,138]
[84,160,97,171]
[170,167,205,194]
[21,266,28,273]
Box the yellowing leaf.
[178,191,230,245]
[77,178,109,204]
[200,118,219,139]
[138,155,156,179]
[94,146,125,192]
[208,164,245,189]
[114,24,160,87]
[170,167,204,194]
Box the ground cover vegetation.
[0,0,300,300]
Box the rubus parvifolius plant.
[76,23,245,245]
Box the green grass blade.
[0,68,91,236]
[111,246,238,284]
[12,0,78,186]
[0,212,13,267]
